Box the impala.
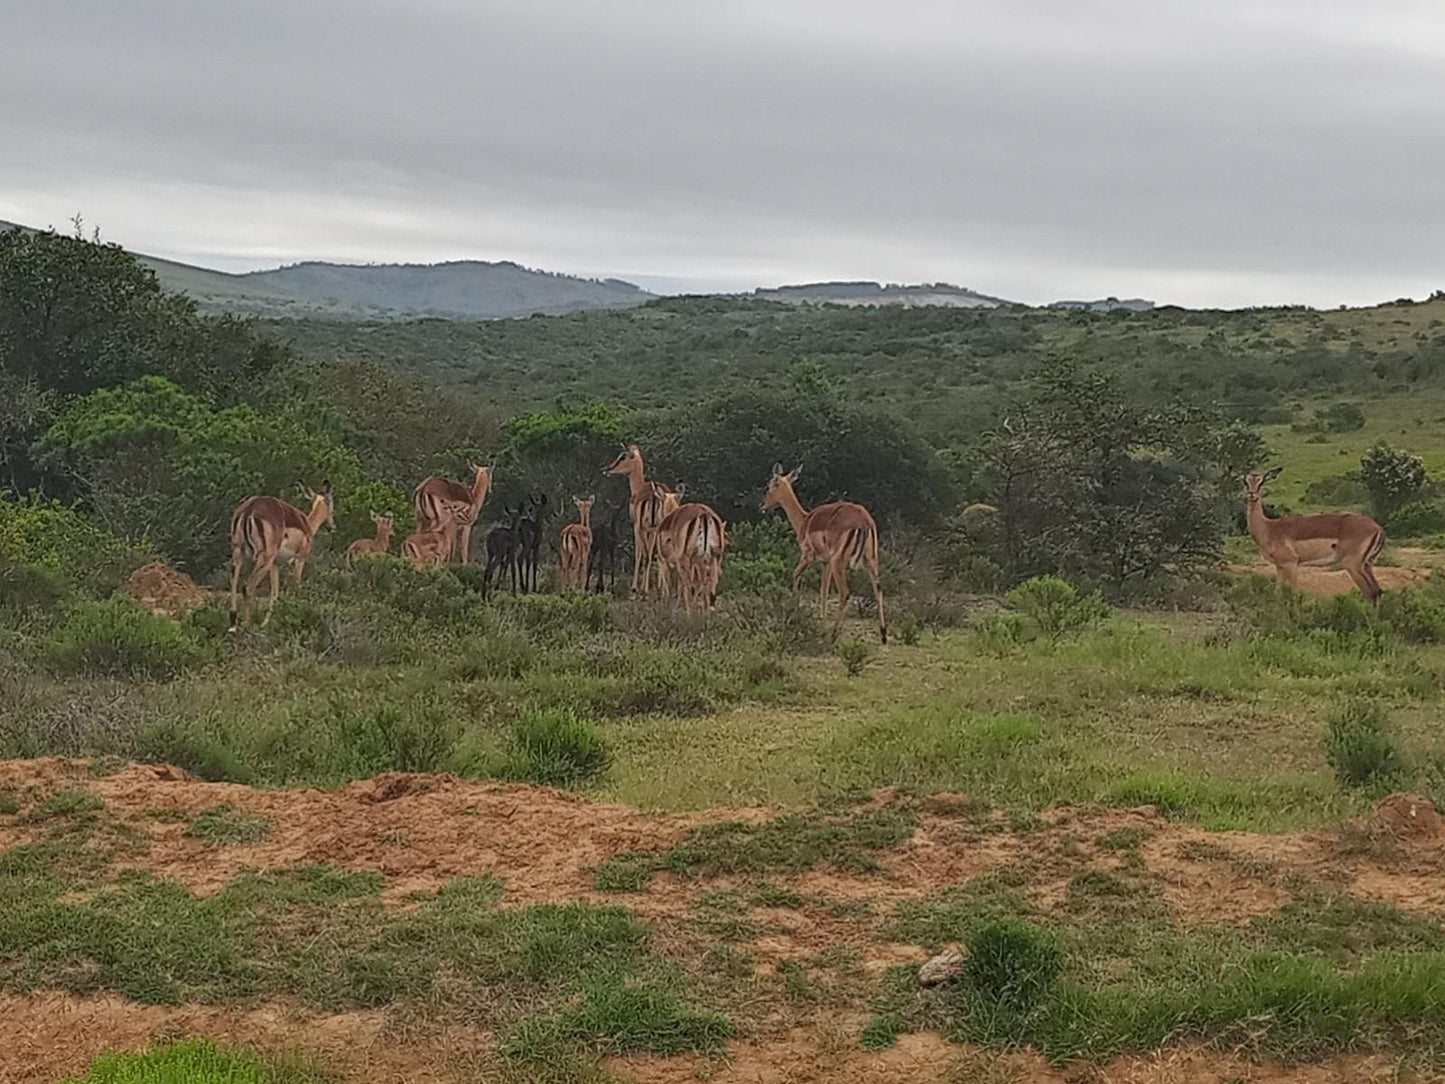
[403,500,468,569]
[558,496,594,591]
[656,501,726,611]
[228,481,334,630]
[1245,467,1384,604]
[412,463,493,564]
[762,463,887,642]
[345,511,394,560]
[604,443,678,594]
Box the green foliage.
[1325,700,1404,789]
[895,612,922,646]
[494,708,611,788]
[1006,576,1109,641]
[335,478,413,545]
[46,596,214,680]
[504,982,732,1060]
[1360,442,1427,516]
[1384,499,1445,537]
[860,1013,905,1050]
[1378,587,1445,643]
[34,376,360,572]
[0,494,143,594]
[1313,401,1366,432]
[1302,472,1368,507]
[836,637,872,677]
[59,1039,323,1084]
[963,918,1063,1008]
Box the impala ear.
[1263,466,1283,480]
[771,462,783,477]
[321,479,333,496]
[790,463,803,480]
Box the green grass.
[60,1038,323,1084]
[185,804,273,845]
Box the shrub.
[1303,473,1369,507]
[1379,588,1445,644]
[1006,576,1109,641]
[0,494,143,594]
[837,637,872,677]
[964,918,1063,1009]
[1315,401,1365,432]
[1385,500,1445,537]
[46,596,213,680]
[1361,443,1427,516]
[1325,700,1404,789]
[895,612,922,646]
[0,556,71,626]
[971,610,1034,654]
[496,708,611,787]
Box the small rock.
[918,948,965,986]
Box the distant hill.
[1047,297,1155,312]
[752,281,1009,308]
[0,219,655,320]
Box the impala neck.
[775,482,810,541]
[305,498,329,536]
[579,506,591,528]
[377,524,393,545]
[622,457,648,501]
[470,470,491,510]
[1245,494,1271,545]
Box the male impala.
[403,500,468,569]
[604,443,678,594]
[413,463,493,564]
[656,501,726,611]
[1245,467,1384,604]
[762,463,887,642]
[558,496,594,591]
[345,512,394,560]
[229,481,334,630]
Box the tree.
[33,376,360,572]
[1360,443,1427,518]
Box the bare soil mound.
[123,561,211,618]
[3,758,1444,1083]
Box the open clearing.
[4,757,1445,1083]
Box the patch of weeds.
[752,882,804,909]
[861,1012,905,1050]
[1254,893,1445,963]
[776,959,813,1002]
[59,1037,325,1084]
[1096,826,1149,851]
[143,807,187,823]
[494,708,611,789]
[702,944,755,980]
[884,875,1032,947]
[592,851,661,893]
[504,982,732,1060]
[185,804,273,846]
[664,806,917,877]
[1325,699,1404,789]
[1006,809,1044,834]
[0,788,17,816]
[35,789,104,820]
[693,890,760,942]
[86,756,125,777]
[963,919,1062,1009]
[837,637,873,677]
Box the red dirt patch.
[1226,561,1429,596]
[1371,793,1444,840]
[122,561,211,619]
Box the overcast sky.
[2,1,1442,307]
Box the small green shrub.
[964,918,1062,1009]
[861,1013,905,1050]
[0,556,71,626]
[39,788,105,818]
[0,494,143,595]
[1007,577,1109,641]
[1379,588,1445,644]
[46,597,213,680]
[971,610,1034,653]
[895,612,922,646]
[496,708,611,788]
[1386,500,1445,537]
[837,637,872,677]
[1325,699,1403,789]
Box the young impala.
[229,481,334,630]
[558,496,594,591]
[345,511,394,560]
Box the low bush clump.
[1325,699,1404,789]
[46,596,215,680]
[495,707,611,788]
[964,918,1063,1009]
[837,637,872,677]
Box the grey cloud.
[2,0,1442,306]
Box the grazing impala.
[762,463,886,643]
[345,511,394,560]
[1245,467,1385,604]
[229,481,334,630]
[558,496,594,591]
[403,500,468,569]
[412,463,493,564]
[604,443,678,594]
[656,501,726,611]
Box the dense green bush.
[1361,443,1427,517]
[0,494,143,593]
[46,596,215,680]
[1325,700,1404,789]
[1302,472,1369,507]
[964,918,1063,1009]
[1005,576,1109,641]
[1379,588,1445,644]
[837,637,872,677]
[1314,401,1366,433]
[495,708,611,788]
[1385,500,1445,537]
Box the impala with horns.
[656,500,726,612]
[412,462,493,565]
[558,496,594,591]
[345,511,395,560]
[229,481,334,630]
[1245,467,1384,604]
[762,463,886,643]
[403,499,470,569]
[603,442,678,594]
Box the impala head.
[372,510,394,533]
[573,494,594,516]
[1245,466,1283,503]
[604,442,643,477]
[761,462,802,511]
[469,461,494,487]
[299,480,335,528]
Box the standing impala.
[604,443,678,594]
[762,463,887,643]
[656,501,727,611]
[402,499,469,569]
[558,496,594,591]
[345,511,394,560]
[229,481,334,630]
[412,463,493,565]
[1245,467,1384,604]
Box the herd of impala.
[227,442,889,641]
[227,453,1387,645]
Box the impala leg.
[1345,563,1382,607]
[291,558,306,586]
[259,562,282,628]
[818,558,833,625]
[792,552,811,594]
[864,555,887,643]
[243,557,272,626]
[631,520,645,594]
[228,549,246,630]
[833,559,852,631]
[458,524,471,566]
